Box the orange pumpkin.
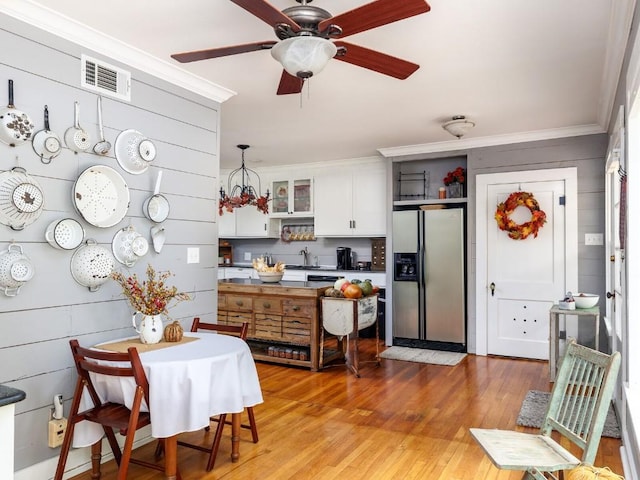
[343,284,363,299]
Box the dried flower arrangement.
[111,264,190,316]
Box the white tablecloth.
[72,332,263,447]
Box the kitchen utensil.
[64,101,90,153]
[0,242,35,296]
[0,166,45,231]
[0,80,34,147]
[70,239,115,291]
[112,225,149,267]
[114,129,157,174]
[45,218,85,250]
[73,165,130,228]
[93,96,111,155]
[142,170,170,223]
[150,225,165,253]
[31,105,62,163]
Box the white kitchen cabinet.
[218,207,279,238]
[224,267,256,279]
[314,161,386,237]
[270,177,313,217]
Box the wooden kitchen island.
[218,278,336,371]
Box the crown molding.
[0,0,236,104]
[377,124,605,159]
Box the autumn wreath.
[495,191,547,240]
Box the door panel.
[487,180,566,359]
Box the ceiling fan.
[171,0,431,95]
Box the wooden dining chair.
[55,339,175,480]
[157,317,257,471]
[470,340,621,480]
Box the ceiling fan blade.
[319,0,430,38]
[276,70,304,95]
[231,0,301,30]
[334,41,419,79]
[171,41,276,63]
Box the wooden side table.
[548,304,600,381]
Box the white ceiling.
[3,0,629,168]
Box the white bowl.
[574,293,599,309]
[257,271,284,283]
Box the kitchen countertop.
[0,385,26,407]
[221,264,380,274]
[219,278,333,288]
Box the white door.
[478,169,577,359]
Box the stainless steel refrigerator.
[392,207,466,350]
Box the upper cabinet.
[314,160,387,237]
[270,177,313,217]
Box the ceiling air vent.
[81,54,131,101]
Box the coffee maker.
[336,247,352,270]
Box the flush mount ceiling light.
[219,145,270,215]
[271,36,338,79]
[442,115,475,139]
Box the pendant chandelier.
[219,144,270,215]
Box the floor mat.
[379,346,466,366]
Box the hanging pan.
[0,166,45,231]
[142,170,170,223]
[73,165,129,228]
[64,101,90,153]
[0,80,34,147]
[115,129,157,174]
[32,105,62,164]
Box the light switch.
[244,252,252,261]
[187,247,200,264]
[585,233,603,246]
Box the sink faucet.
[299,247,310,266]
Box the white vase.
[132,313,164,344]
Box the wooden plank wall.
[0,15,220,471]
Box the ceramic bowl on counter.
[257,271,284,283]
[574,293,599,309]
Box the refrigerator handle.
[419,245,426,287]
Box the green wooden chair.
[470,340,621,480]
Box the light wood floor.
[68,339,623,479]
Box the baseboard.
[15,427,153,480]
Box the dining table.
[71,331,264,479]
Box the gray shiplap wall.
[0,15,220,471]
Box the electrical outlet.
[187,247,200,264]
[244,252,252,261]
[48,417,67,448]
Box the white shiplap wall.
[0,14,220,472]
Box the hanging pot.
[45,218,85,250]
[64,101,90,153]
[32,105,62,164]
[0,166,45,231]
[0,80,34,147]
[142,170,170,223]
[93,96,111,155]
[70,239,115,292]
[0,242,35,296]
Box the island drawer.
[282,317,311,344]
[283,299,315,319]
[254,314,282,340]
[218,294,227,308]
[253,297,283,314]
[226,312,252,328]
[227,295,253,312]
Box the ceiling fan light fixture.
[271,36,337,79]
[442,115,475,139]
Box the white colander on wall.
[70,239,115,291]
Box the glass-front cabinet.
[270,177,313,217]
